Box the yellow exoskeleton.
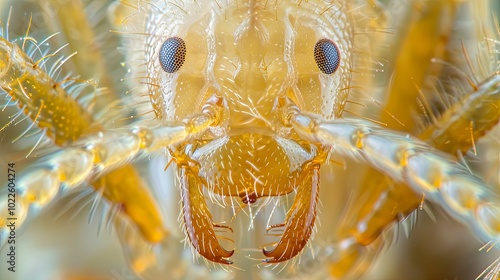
[0,0,499,279]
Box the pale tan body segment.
[0,0,499,279]
[141,0,352,264]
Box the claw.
[214,223,234,233]
[180,167,234,264]
[262,162,321,263]
[266,223,285,232]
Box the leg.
[284,99,500,256]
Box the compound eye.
[314,39,340,74]
[159,37,186,73]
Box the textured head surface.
[143,0,352,125]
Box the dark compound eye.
[314,39,340,74]
[159,37,186,73]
